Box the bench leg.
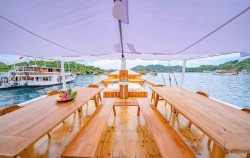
[113,106,116,116]
[210,143,225,158]
[137,106,140,116]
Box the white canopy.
[0,0,250,61]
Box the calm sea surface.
[0,73,249,108]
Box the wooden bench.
[61,98,116,158]
[137,98,195,158]
[0,105,22,116]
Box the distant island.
[0,60,105,74]
[1,58,249,74]
[131,58,250,72]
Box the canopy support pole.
[60,61,66,89]
[121,57,126,70]
[181,59,187,87]
[118,19,126,70]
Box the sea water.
[0,73,249,108]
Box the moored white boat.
[0,65,75,89]
[242,70,250,74]
[213,70,239,75]
[150,70,158,76]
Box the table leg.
[246,153,250,158]
[151,91,155,102]
[93,96,98,108]
[78,107,82,113]
[137,106,140,116]
[154,94,159,108]
[47,133,51,139]
[113,106,116,116]
[98,92,102,102]
[210,143,225,158]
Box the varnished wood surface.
[103,87,147,98]
[13,99,247,158]
[102,79,144,87]
[151,86,250,154]
[119,70,128,99]
[62,98,115,158]
[142,78,164,86]
[0,87,102,157]
[137,98,195,158]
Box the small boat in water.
[93,71,99,75]
[242,70,250,74]
[139,70,147,75]
[0,65,75,89]
[150,70,158,76]
[103,71,110,75]
[213,70,239,75]
[76,71,86,75]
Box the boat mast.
[181,59,187,86]
[60,61,67,89]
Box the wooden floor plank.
[61,98,115,158]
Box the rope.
[169,62,178,86]
[0,15,83,54]
[171,6,250,55]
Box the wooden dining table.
[150,86,250,158]
[0,87,102,157]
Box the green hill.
[0,60,105,74]
[131,58,250,72]
[131,64,182,72]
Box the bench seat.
[137,98,195,158]
[62,98,115,158]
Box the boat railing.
[18,95,47,107]
[0,72,8,76]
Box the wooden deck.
[17,99,247,158]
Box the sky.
[0,53,248,70]
[85,53,249,69]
